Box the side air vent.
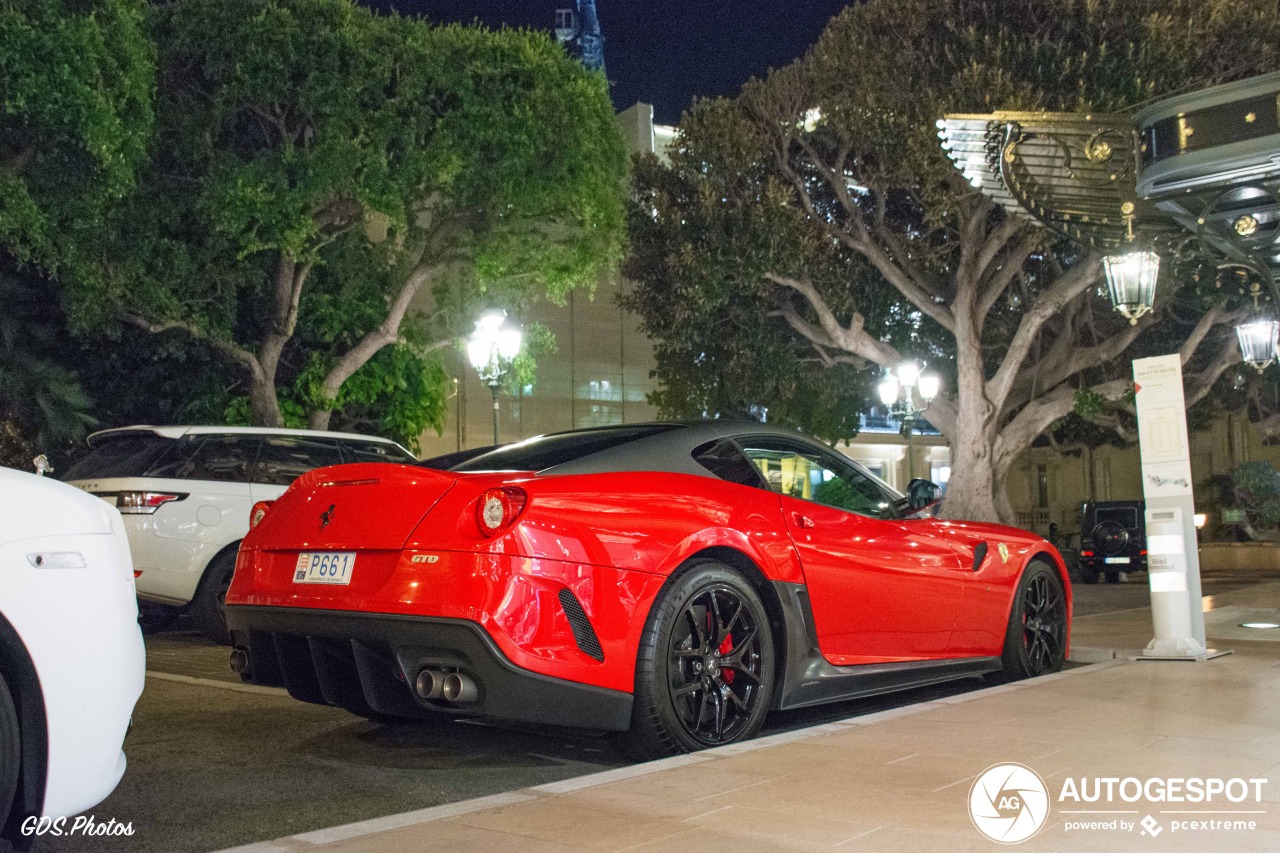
[557,588,604,661]
[972,542,988,572]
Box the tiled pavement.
[216,583,1280,853]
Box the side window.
[340,439,414,464]
[144,436,205,479]
[739,440,898,519]
[183,436,261,483]
[692,440,767,489]
[255,436,345,486]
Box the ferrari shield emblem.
[997,542,1010,563]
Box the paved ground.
[212,582,1280,853]
[31,565,1275,853]
[33,632,976,853]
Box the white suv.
[63,426,416,643]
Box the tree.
[0,0,153,273]
[73,0,627,433]
[0,261,95,467]
[628,0,1280,522]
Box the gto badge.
[997,542,1010,563]
[410,554,440,564]
[319,503,336,530]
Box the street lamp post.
[878,361,941,482]
[466,311,522,446]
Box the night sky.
[361,1,853,124]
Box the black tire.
[0,677,20,840]
[1079,567,1100,584]
[1091,521,1130,556]
[138,603,181,635]
[624,561,775,759]
[192,550,237,645]
[996,561,1068,681]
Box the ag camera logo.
[969,763,1050,843]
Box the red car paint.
[228,461,1071,695]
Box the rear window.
[339,439,415,464]
[451,425,680,472]
[62,434,177,480]
[1096,506,1139,528]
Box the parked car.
[63,426,416,643]
[0,467,145,848]
[1078,499,1147,583]
[226,421,1071,757]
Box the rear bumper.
[225,605,633,731]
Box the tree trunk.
[248,372,285,428]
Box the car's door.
[737,436,967,664]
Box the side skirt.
[771,581,1002,711]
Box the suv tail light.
[250,501,275,529]
[1080,550,1094,557]
[118,492,186,514]
[476,487,527,537]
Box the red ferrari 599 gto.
[225,422,1070,757]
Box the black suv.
[1078,499,1146,583]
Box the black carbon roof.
[444,420,811,479]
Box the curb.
[210,658,1125,853]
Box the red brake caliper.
[718,635,735,684]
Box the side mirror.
[906,478,941,511]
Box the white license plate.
[294,552,356,585]
[1104,556,1131,565]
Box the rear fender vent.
[557,588,604,662]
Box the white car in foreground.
[0,467,144,849]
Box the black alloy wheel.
[996,561,1068,681]
[625,562,774,758]
[667,584,766,745]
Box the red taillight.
[133,570,142,579]
[476,487,527,536]
[1140,549,1147,556]
[118,491,185,515]
[1080,550,1094,557]
[250,500,275,529]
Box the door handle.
[791,512,815,529]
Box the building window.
[1036,464,1049,509]
[930,463,951,496]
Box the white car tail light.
[117,492,186,514]
[476,487,527,537]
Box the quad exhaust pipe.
[413,668,477,705]
[414,668,445,700]
[442,672,477,704]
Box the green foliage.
[627,0,1280,464]
[0,264,95,456]
[505,322,558,395]
[623,101,880,442]
[61,0,626,438]
[1228,462,1280,535]
[0,0,154,273]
